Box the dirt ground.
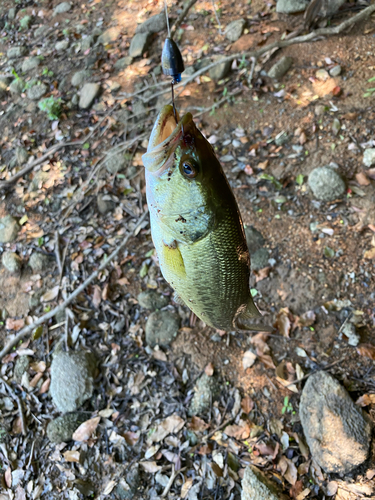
[0,0,375,498]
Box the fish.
[142,105,269,331]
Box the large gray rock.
[189,373,220,416]
[98,26,121,44]
[2,252,22,274]
[308,166,345,201]
[53,2,72,15]
[363,148,375,168]
[225,19,246,42]
[241,466,282,500]
[105,152,126,174]
[276,0,309,14]
[28,252,50,273]
[47,413,87,443]
[251,248,269,271]
[137,290,169,310]
[79,83,100,109]
[114,56,133,70]
[50,351,96,412]
[320,0,345,17]
[0,216,20,243]
[245,226,265,254]
[9,79,24,95]
[145,310,180,347]
[55,40,69,51]
[209,59,231,81]
[26,83,47,100]
[135,12,167,34]
[14,356,30,383]
[15,146,28,165]
[268,56,293,79]
[129,33,151,58]
[300,371,372,474]
[71,70,91,87]
[22,57,40,73]
[7,46,27,59]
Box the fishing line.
[164,0,171,38]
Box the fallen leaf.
[41,286,59,302]
[181,478,194,498]
[63,450,80,463]
[72,416,100,441]
[102,480,117,495]
[150,414,185,443]
[297,310,316,327]
[5,467,12,488]
[254,440,279,459]
[278,456,297,485]
[140,461,161,473]
[5,318,25,331]
[254,266,270,282]
[275,308,291,337]
[204,362,214,376]
[241,395,254,414]
[243,350,257,370]
[355,394,375,406]
[189,416,209,432]
[258,354,276,370]
[355,172,370,186]
[224,420,250,440]
[290,480,304,500]
[144,445,160,459]
[124,431,140,446]
[357,344,375,360]
[364,247,375,259]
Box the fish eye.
[181,160,198,179]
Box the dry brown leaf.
[258,354,276,370]
[140,461,161,473]
[12,416,23,434]
[298,461,310,475]
[250,332,270,354]
[189,416,209,432]
[181,478,194,498]
[278,456,297,485]
[39,378,51,394]
[241,395,254,414]
[6,318,25,331]
[41,286,59,302]
[254,267,270,282]
[258,160,269,170]
[124,431,140,446]
[290,480,304,500]
[204,362,214,376]
[356,172,370,186]
[243,350,257,370]
[254,440,279,459]
[102,480,117,495]
[5,467,12,488]
[356,344,375,360]
[30,361,46,373]
[275,308,291,337]
[63,450,80,463]
[152,349,167,362]
[211,462,223,477]
[355,394,375,406]
[72,416,100,442]
[297,310,316,327]
[364,247,375,259]
[92,285,101,308]
[224,420,250,440]
[15,485,26,500]
[150,414,185,443]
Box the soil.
[0,0,374,499]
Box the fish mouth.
[142,105,193,172]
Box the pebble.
[308,166,346,201]
[26,83,47,100]
[268,56,293,80]
[98,26,121,45]
[7,46,27,59]
[79,82,100,109]
[115,466,140,500]
[245,226,265,254]
[363,148,375,167]
[275,131,289,146]
[316,69,330,81]
[14,356,30,383]
[47,413,87,443]
[50,350,96,412]
[81,35,94,51]
[209,59,231,81]
[320,0,345,16]
[145,310,180,347]
[224,19,246,42]
[314,104,326,116]
[20,15,32,29]
[300,371,372,473]
[329,65,342,77]
[53,2,72,15]
[105,151,126,174]
[22,57,40,72]
[34,25,49,38]
[129,32,151,58]
[15,146,28,165]
[241,466,280,500]
[0,215,20,244]
[8,7,16,20]
[135,12,167,34]
[114,56,133,70]
[0,75,11,95]
[29,252,50,273]
[341,322,360,346]
[71,70,91,87]
[331,118,341,136]
[251,248,269,271]
[189,373,220,416]
[2,252,22,273]
[9,79,24,94]
[276,0,309,14]
[137,290,169,310]
[55,40,69,51]
[96,193,115,215]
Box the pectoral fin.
[162,241,186,279]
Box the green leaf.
[324,246,335,258]
[367,76,375,82]
[296,174,304,185]
[250,288,258,297]
[38,237,44,246]
[82,143,90,149]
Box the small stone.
[189,373,220,416]
[129,33,151,58]
[53,2,72,15]
[58,76,69,92]
[9,79,24,95]
[2,252,22,273]
[224,19,246,42]
[29,252,49,273]
[79,83,100,109]
[8,8,16,20]
[308,166,345,201]
[268,56,293,79]
[47,413,87,443]
[341,322,360,347]
[320,0,345,16]
[55,40,69,51]
[331,118,341,136]
[241,466,282,500]
[7,46,27,59]
[81,35,94,51]
[363,148,375,168]
[209,59,231,81]
[105,152,126,174]
[145,310,180,347]
[14,356,30,383]
[29,289,44,309]
[114,56,133,70]
[276,0,309,14]
[34,25,48,38]
[22,57,40,73]
[316,68,330,81]
[97,193,115,215]
[15,147,28,165]
[71,94,79,106]
[135,12,166,34]
[71,70,91,87]
[50,351,96,412]
[300,371,372,473]
[137,290,169,310]
[0,75,11,95]
[251,248,269,271]
[245,226,265,254]
[275,131,289,146]
[314,104,326,116]
[92,101,106,112]
[329,65,341,77]
[30,170,49,191]
[26,83,47,100]
[20,15,32,29]
[0,216,20,244]
[98,26,121,45]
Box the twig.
[55,231,62,277]
[285,356,349,387]
[0,211,149,362]
[211,0,223,36]
[171,0,199,34]
[248,57,257,87]
[202,417,234,442]
[0,377,27,436]
[161,465,187,497]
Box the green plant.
[42,67,54,77]
[38,96,62,120]
[282,396,294,415]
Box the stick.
[161,465,187,497]
[171,0,199,34]
[0,377,27,435]
[202,417,234,442]
[0,211,149,362]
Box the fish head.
[143,105,227,243]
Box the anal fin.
[235,297,274,332]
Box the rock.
[14,356,30,383]
[0,216,20,244]
[29,289,44,309]
[241,466,282,500]
[2,252,22,273]
[34,25,48,38]
[105,152,126,174]
[15,147,28,165]
[58,76,69,92]
[129,33,151,58]
[98,26,121,44]
[276,0,309,13]
[30,170,50,191]
[55,40,69,51]
[81,35,94,51]
[145,310,180,347]
[316,68,329,81]
[47,413,87,443]
[97,193,115,215]
[7,47,27,59]
[8,8,16,20]
[79,83,100,109]
[363,148,375,168]
[115,466,140,500]
[224,19,246,42]
[251,248,269,271]
[20,15,32,29]
[114,56,133,70]
[329,65,341,77]
[314,104,326,116]
[189,373,220,416]
[26,83,47,100]
[137,290,169,310]
[9,79,24,95]
[135,12,167,34]
[71,94,79,106]
[341,322,360,347]
[0,75,11,95]
[209,59,231,81]
[320,0,345,17]
[268,56,293,79]
[71,70,91,87]
[22,57,40,72]
[331,118,340,136]
[50,351,96,412]
[300,371,372,473]
[53,2,71,15]
[308,166,346,201]
[245,226,265,254]
[275,131,289,146]
[29,252,49,273]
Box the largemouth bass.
[142,105,267,331]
